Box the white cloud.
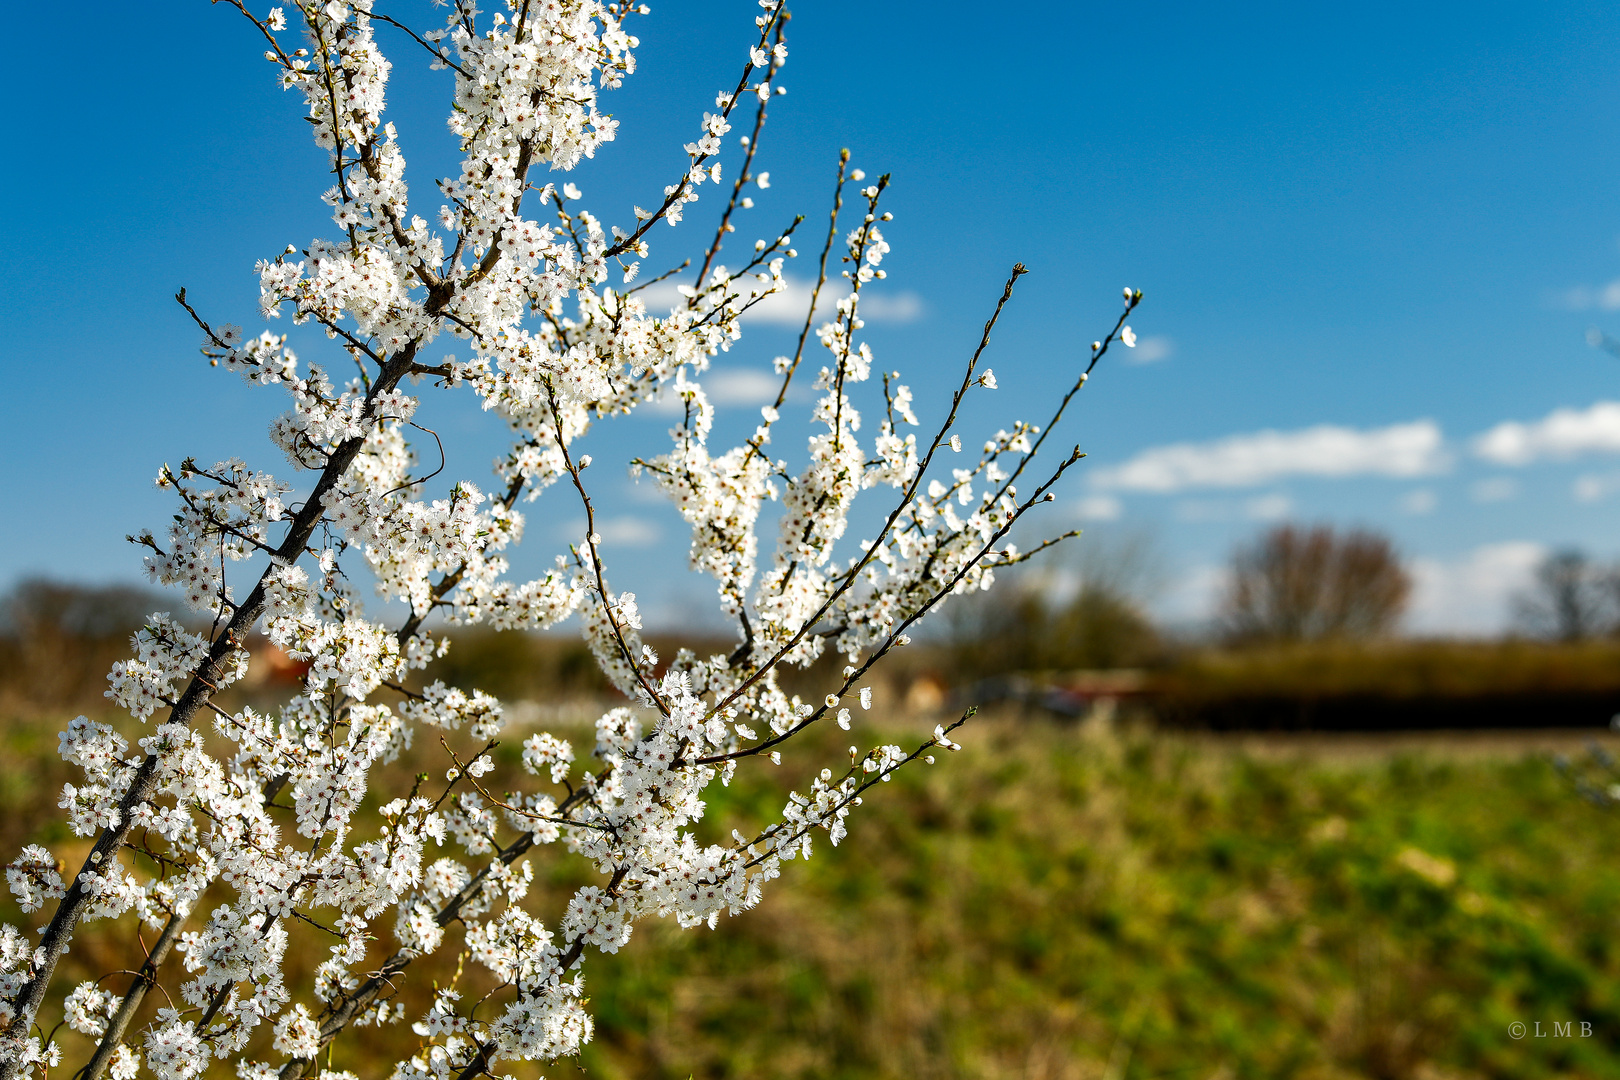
[1244,493,1292,520]
[860,291,925,322]
[1400,488,1437,515]
[1170,493,1290,521]
[1406,541,1546,635]
[1124,335,1173,364]
[559,515,661,548]
[1551,279,1620,311]
[1473,401,1620,465]
[704,368,780,406]
[646,366,784,415]
[1072,494,1123,521]
[1470,476,1518,503]
[637,274,923,327]
[1091,420,1447,493]
[1575,471,1620,502]
[725,276,831,326]
[598,516,661,546]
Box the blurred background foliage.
[4,709,1618,1079]
[9,520,1620,1078]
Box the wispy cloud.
[637,274,924,327]
[1470,476,1519,503]
[1091,420,1447,493]
[1124,335,1174,364]
[1071,494,1123,521]
[1550,280,1620,311]
[1400,488,1437,515]
[860,292,925,322]
[1575,471,1620,502]
[559,515,661,548]
[1407,541,1546,635]
[1174,499,1229,522]
[1169,493,1293,522]
[704,368,781,406]
[645,367,786,416]
[1473,401,1620,465]
[1244,493,1292,520]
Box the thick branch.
[74,909,187,1080]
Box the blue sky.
[6,1,1620,634]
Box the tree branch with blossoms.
[0,3,1148,1078]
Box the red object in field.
[253,642,311,686]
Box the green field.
[4,709,1620,1079]
[566,720,1620,1080]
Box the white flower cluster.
[138,459,291,617]
[103,615,220,721]
[402,678,499,729]
[4,848,64,916]
[0,2,1140,1077]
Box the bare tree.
[1513,549,1613,641]
[944,531,1163,675]
[1221,524,1411,644]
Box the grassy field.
[5,707,1620,1079]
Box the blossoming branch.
[0,2,1141,1077]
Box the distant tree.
[1055,587,1161,668]
[0,578,168,710]
[0,577,164,642]
[1047,534,1164,669]
[1221,524,1411,644]
[946,533,1163,675]
[1512,549,1613,642]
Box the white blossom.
[0,4,1139,1076]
